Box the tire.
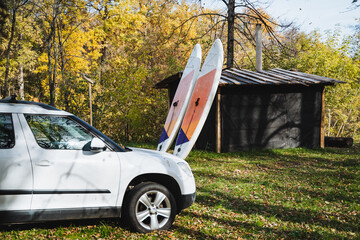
[124,182,177,233]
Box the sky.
[265,0,360,36]
[201,0,360,37]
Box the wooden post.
[167,87,171,109]
[89,83,93,126]
[216,89,221,153]
[320,87,325,148]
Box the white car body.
[0,98,196,231]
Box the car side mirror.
[90,138,107,152]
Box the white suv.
[0,96,196,233]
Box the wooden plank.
[270,68,322,84]
[320,87,325,148]
[220,75,241,85]
[222,71,259,85]
[227,69,270,84]
[236,69,282,84]
[270,68,320,84]
[261,71,309,86]
[325,137,354,148]
[275,68,326,82]
[279,68,344,83]
[216,89,221,153]
[219,79,230,86]
[226,69,268,84]
[167,87,171,109]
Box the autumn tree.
[0,0,41,100]
[0,1,8,37]
[1,0,29,98]
[351,19,360,60]
[91,0,202,142]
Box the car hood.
[127,147,187,164]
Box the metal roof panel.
[155,68,344,89]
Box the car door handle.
[36,160,53,167]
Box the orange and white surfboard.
[157,44,201,152]
[174,39,224,159]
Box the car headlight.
[177,162,193,177]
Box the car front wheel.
[125,182,177,233]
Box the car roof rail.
[2,95,18,103]
[0,95,61,111]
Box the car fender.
[116,147,196,207]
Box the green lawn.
[1,145,359,239]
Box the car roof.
[0,97,72,115]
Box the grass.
[1,144,359,239]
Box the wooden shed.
[155,68,343,152]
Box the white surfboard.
[174,39,224,159]
[157,44,201,152]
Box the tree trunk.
[47,36,53,105]
[18,33,24,100]
[52,24,58,107]
[226,0,235,68]
[3,7,17,98]
[18,63,24,99]
[48,8,57,106]
[58,21,69,111]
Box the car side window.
[25,115,93,150]
[0,113,15,149]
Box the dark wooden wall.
[168,84,324,152]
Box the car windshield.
[25,115,93,150]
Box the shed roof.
[155,68,344,89]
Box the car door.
[0,113,32,211]
[18,113,121,211]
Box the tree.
[173,0,289,68]
[351,19,360,60]
[91,0,201,142]
[1,0,29,98]
[0,1,8,37]
[0,0,39,100]
[30,0,96,107]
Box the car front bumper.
[179,191,196,211]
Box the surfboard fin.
[195,98,200,106]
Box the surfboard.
[157,44,202,152]
[174,39,224,159]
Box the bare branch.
[190,19,227,41]
[221,0,229,7]
[233,37,256,69]
[168,12,227,40]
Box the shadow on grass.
[172,224,220,239]
[178,210,346,239]
[188,147,360,237]
[192,170,255,183]
[193,151,359,204]
[0,217,129,232]
[309,146,360,156]
[190,146,360,164]
[195,169,359,205]
[268,180,360,204]
[195,187,359,233]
